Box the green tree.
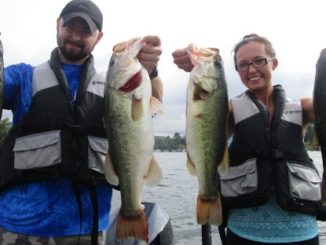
[304,123,314,143]
[154,132,186,151]
[0,118,11,143]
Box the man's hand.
[172,48,193,72]
[138,35,162,74]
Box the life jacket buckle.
[71,125,86,135]
[270,149,284,159]
[254,149,284,159]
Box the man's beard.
[57,35,94,62]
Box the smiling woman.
[172,33,322,245]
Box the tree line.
[155,124,318,152]
[0,120,318,151]
[154,132,186,152]
[0,120,188,151]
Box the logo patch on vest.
[282,106,302,126]
[88,80,106,97]
[92,80,106,85]
[284,109,302,114]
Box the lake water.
[110,151,326,245]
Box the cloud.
[1,0,326,136]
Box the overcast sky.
[1,0,326,135]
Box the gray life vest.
[0,48,108,191]
[220,85,326,219]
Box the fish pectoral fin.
[131,98,144,121]
[186,151,197,176]
[144,158,162,187]
[150,96,163,116]
[104,153,119,186]
[194,113,203,119]
[218,147,229,176]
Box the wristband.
[149,67,158,80]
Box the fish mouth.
[119,71,142,92]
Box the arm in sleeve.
[3,63,34,124]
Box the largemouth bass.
[186,44,229,225]
[0,35,3,119]
[104,37,162,243]
[313,48,326,202]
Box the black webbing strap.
[71,175,99,245]
[71,178,83,245]
[218,225,228,245]
[86,177,99,245]
[69,125,100,245]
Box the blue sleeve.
[4,63,34,124]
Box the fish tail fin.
[116,212,149,243]
[144,157,162,187]
[196,193,222,225]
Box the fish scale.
[186,44,229,225]
[104,37,162,243]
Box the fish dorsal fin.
[144,158,162,187]
[104,153,119,186]
[131,98,143,121]
[186,151,197,176]
[218,147,229,176]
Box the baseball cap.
[59,0,103,33]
